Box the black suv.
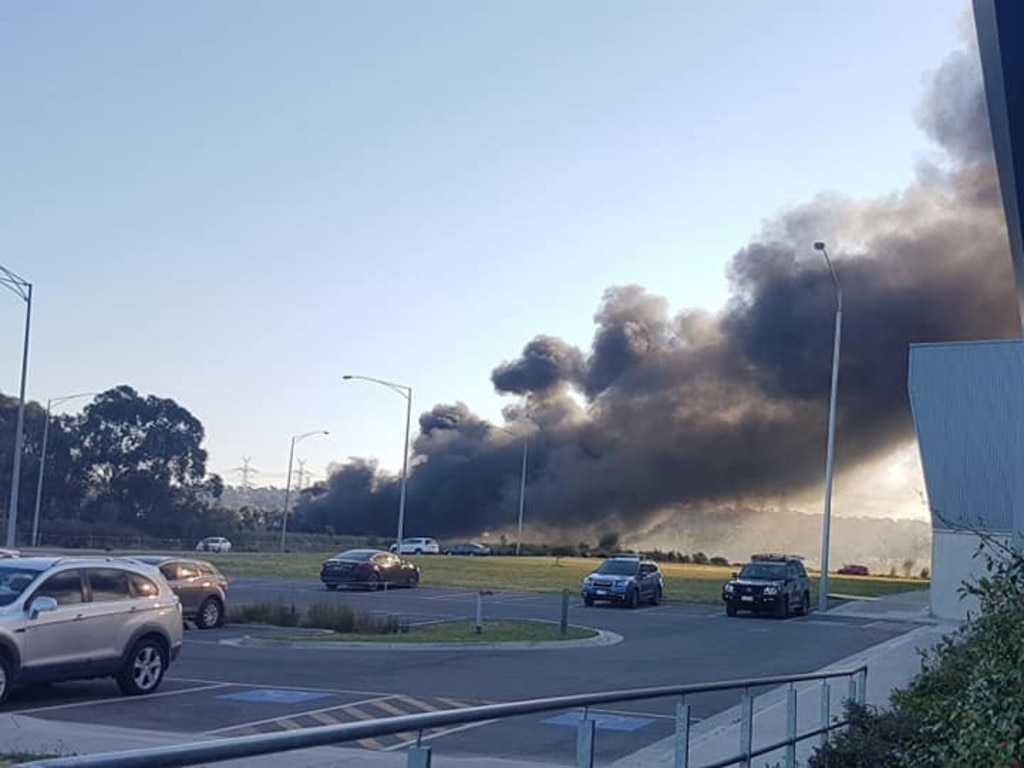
[722,554,811,618]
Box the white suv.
[0,557,184,704]
[195,537,232,553]
[389,537,440,555]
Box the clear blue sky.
[1,0,967,493]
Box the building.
[908,0,1024,620]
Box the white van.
[389,537,440,555]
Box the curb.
[219,627,623,652]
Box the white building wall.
[930,529,1013,620]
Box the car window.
[739,563,786,580]
[159,563,179,581]
[178,563,201,580]
[0,566,39,607]
[198,563,220,577]
[87,568,131,602]
[597,560,639,576]
[796,563,808,578]
[129,572,160,598]
[35,569,84,606]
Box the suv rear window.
[87,568,131,602]
[128,573,160,598]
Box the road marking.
[435,696,471,709]
[399,695,441,712]
[383,718,500,751]
[204,695,397,735]
[590,707,679,722]
[276,718,303,730]
[167,677,390,698]
[372,698,410,717]
[11,683,232,716]
[421,591,481,601]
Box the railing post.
[576,709,596,768]
[739,689,753,768]
[819,681,831,745]
[785,683,797,768]
[407,745,432,768]
[674,696,690,768]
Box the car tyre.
[626,587,640,609]
[650,587,662,606]
[583,596,594,607]
[726,603,737,617]
[407,571,419,588]
[325,583,338,591]
[196,597,224,630]
[414,549,423,555]
[116,638,167,696]
[368,572,382,591]
[0,653,12,705]
[796,592,810,616]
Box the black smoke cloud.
[296,32,1020,538]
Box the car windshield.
[335,550,375,561]
[0,565,40,607]
[739,563,787,580]
[596,559,639,576]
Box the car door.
[21,568,99,673]
[161,561,203,614]
[785,563,801,604]
[82,567,137,663]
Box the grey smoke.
[295,34,1019,538]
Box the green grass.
[263,619,596,643]
[201,552,929,605]
[0,754,61,766]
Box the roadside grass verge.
[0,755,61,766]
[263,619,596,644]
[191,553,928,605]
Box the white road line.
[382,718,500,751]
[166,677,391,698]
[586,707,683,722]
[12,683,232,715]
[203,694,399,735]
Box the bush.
[709,556,730,567]
[228,600,409,635]
[691,551,709,565]
[808,702,923,767]
[230,601,301,627]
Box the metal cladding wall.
[909,340,1023,534]
[975,0,1024,324]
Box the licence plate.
[741,596,754,602]
[596,590,607,596]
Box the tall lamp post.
[495,426,529,556]
[279,430,329,552]
[815,241,842,613]
[1,264,33,549]
[343,375,412,551]
[31,392,95,548]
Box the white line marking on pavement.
[11,683,232,715]
[203,694,399,735]
[166,677,391,698]
[382,718,500,751]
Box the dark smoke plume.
[296,31,1020,539]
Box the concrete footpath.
[612,589,957,768]
[3,590,956,767]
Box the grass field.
[265,619,596,644]
[203,552,929,605]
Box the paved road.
[2,579,922,765]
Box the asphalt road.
[2,578,921,765]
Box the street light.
[495,425,530,556]
[31,392,96,548]
[343,374,412,551]
[1,264,32,549]
[814,241,842,613]
[279,430,329,552]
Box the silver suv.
[0,557,184,704]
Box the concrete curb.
[220,627,622,652]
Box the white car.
[389,537,440,555]
[195,537,232,553]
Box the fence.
[22,665,867,768]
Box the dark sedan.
[444,542,492,556]
[320,549,420,591]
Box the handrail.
[22,665,867,768]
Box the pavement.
[3,588,953,768]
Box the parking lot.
[2,579,923,765]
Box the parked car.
[320,549,420,590]
[195,537,232,553]
[581,554,663,608]
[388,537,440,555]
[131,556,230,629]
[722,554,811,618]
[444,542,492,556]
[0,556,183,704]
[838,564,870,576]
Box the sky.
[1,1,969,517]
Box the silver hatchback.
[0,557,183,704]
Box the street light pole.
[31,392,95,548]
[343,375,412,551]
[279,430,329,552]
[1,264,32,550]
[815,241,842,613]
[495,425,530,556]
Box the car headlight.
[763,585,780,595]
[724,584,734,594]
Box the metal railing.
[23,665,867,768]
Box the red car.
[838,564,870,576]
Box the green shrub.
[807,702,923,767]
[229,601,301,627]
[229,600,409,635]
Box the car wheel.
[407,571,420,588]
[0,653,12,705]
[325,583,338,591]
[726,603,737,617]
[627,588,640,609]
[368,572,382,591]
[414,549,423,555]
[651,587,662,606]
[776,596,789,619]
[196,597,224,630]
[116,639,167,696]
[583,596,594,607]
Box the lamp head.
[813,241,827,252]
[342,375,353,380]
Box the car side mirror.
[27,595,58,620]
[731,571,738,579]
